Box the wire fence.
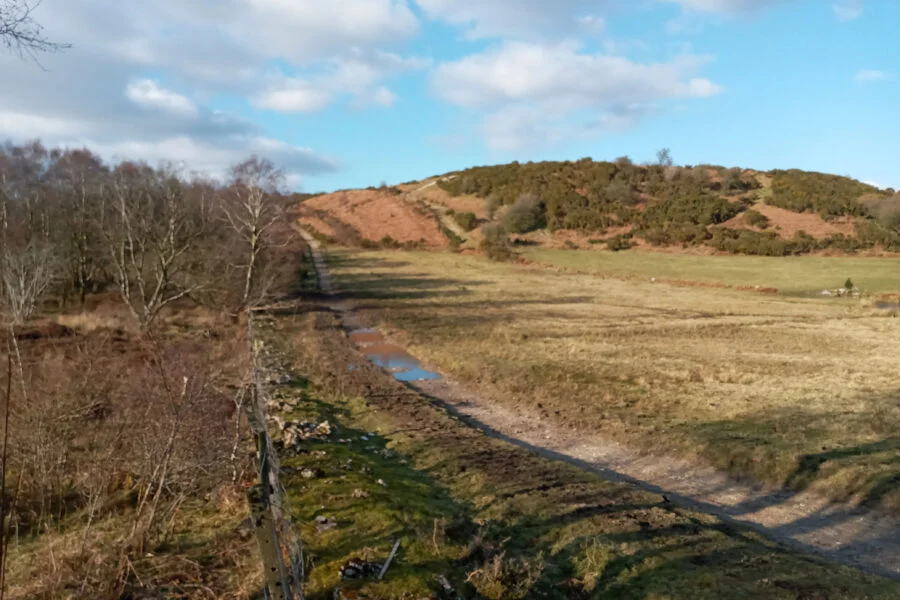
[245,314,304,600]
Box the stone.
[339,557,382,580]
[316,516,337,533]
[301,468,325,480]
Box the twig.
[378,539,401,581]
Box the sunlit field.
[328,248,900,513]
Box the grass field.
[263,309,900,599]
[326,248,900,514]
[524,248,900,296]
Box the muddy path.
[297,230,900,580]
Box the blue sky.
[1,0,897,191]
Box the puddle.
[876,303,900,310]
[348,328,442,382]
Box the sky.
[1,0,898,192]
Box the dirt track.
[298,229,900,580]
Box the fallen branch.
[378,539,401,581]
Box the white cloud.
[432,42,721,150]
[254,82,333,113]
[433,43,720,109]
[833,0,863,21]
[0,0,425,186]
[81,136,337,184]
[126,80,197,116]
[416,0,607,39]
[660,0,786,13]
[855,69,894,83]
[361,87,399,108]
[0,111,88,138]
[253,51,425,113]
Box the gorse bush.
[606,234,633,252]
[767,169,882,220]
[454,211,478,232]
[744,209,770,229]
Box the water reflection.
[348,328,442,382]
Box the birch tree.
[224,157,285,310]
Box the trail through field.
[298,228,900,580]
[406,178,475,246]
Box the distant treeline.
[0,140,305,328]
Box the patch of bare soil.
[723,203,857,239]
[298,189,448,247]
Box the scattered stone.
[301,467,325,480]
[280,421,335,448]
[379,449,396,459]
[352,488,369,499]
[377,479,387,487]
[339,557,382,580]
[316,516,338,533]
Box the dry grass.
[722,203,857,239]
[327,249,900,513]
[298,189,448,247]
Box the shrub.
[503,193,546,234]
[480,223,514,261]
[744,209,770,229]
[767,169,880,220]
[845,278,854,291]
[454,211,478,232]
[606,234,633,252]
[439,224,464,250]
[467,552,545,600]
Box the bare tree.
[45,148,109,306]
[223,157,285,310]
[656,148,674,168]
[0,239,54,324]
[0,0,70,58]
[107,163,201,330]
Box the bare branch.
[0,1,71,60]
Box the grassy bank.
[325,248,900,514]
[255,307,900,599]
[524,248,900,295]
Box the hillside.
[433,160,900,256]
[296,188,449,248]
[297,160,900,257]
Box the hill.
[293,160,900,257]
[433,160,900,256]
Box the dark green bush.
[454,211,478,232]
[767,170,882,220]
[606,235,633,252]
[744,209,770,229]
